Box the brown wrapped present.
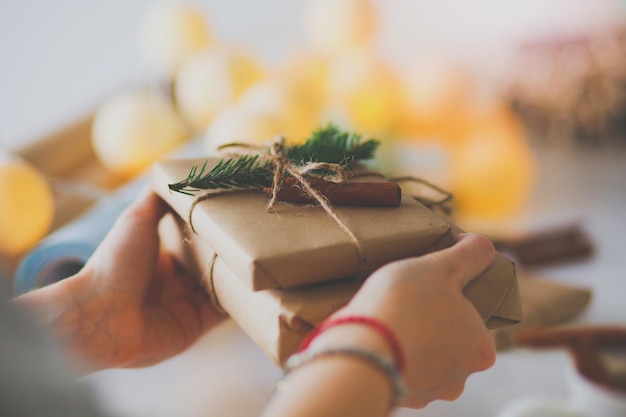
[153,158,456,290]
[159,212,522,365]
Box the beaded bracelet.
[284,347,407,407]
[299,315,406,374]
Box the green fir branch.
[286,123,379,165]
[168,124,380,195]
[168,155,273,195]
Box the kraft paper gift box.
[159,213,522,365]
[160,214,522,365]
[154,157,523,364]
[153,158,459,291]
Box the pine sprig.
[286,124,379,165]
[168,155,273,195]
[168,124,380,195]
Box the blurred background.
[2,0,626,149]
[1,1,625,417]
[2,0,626,228]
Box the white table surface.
[2,1,625,416]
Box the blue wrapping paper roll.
[13,138,204,295]
[13,178,146,295]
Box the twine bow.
[188,137,368,279]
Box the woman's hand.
[319,233,497,408]
[15,190,225,372]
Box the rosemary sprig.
[168,124,379,195]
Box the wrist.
[282,314,407,410]
[308,323,396,364]
[13,270,90,324]
[14,270,120,373]
[302,315,405,374]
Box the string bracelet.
[299,316,406,374]
[283,347,407,408]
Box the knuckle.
[472,234,496,257]
[439,380,466,401]
[471,338,496,371]
[404,395,430,409]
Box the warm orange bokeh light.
[92,90,189,178]
[304,0,376,56]
[0,152,55,255]
[326,51,402,135]
[137,2,212,77]
[204,105,285,151]
[238,77,320,144]
[175,47,264,133]
[399,59,475,141]
[448,107,536,219]
[281,52,329,118]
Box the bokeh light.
[448,106,536,219]
[137,2,212,77]
[0,151,55,255]
[175,47,264,133]
[92,89,189,178]
[325,50,402,135]
[238,78,319,144]
[304,0,376,57]
[399,58,475,142]
[204,105,284,151]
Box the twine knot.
[188,136,368,284]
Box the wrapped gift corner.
[464,253,522,329]
[491,275,592,350]
[153,158,457,291]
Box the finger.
[88,190,164,273]
[436,379,466,402]
[109,189,168,241]
[126,187,169,224]
[432,233,495,289]
[466,334,496,373]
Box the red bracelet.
[299,316,406,375]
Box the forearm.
[262,356,393,417]
[262,323,397,417]
[12,272,125,373]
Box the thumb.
[430,233,496,289]
[87,189,167,275]
[122,187,168,227]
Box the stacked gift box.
[154,157,523,366]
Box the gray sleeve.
[0,283,112,417]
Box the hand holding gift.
[11,189,499,414]
[13,190,225,373]
[263,233,497,415]
[156,125,521,364]
[7,125,520,416]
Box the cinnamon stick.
[514,326,626,390]
[494,223,594,266]
[264,178,402,207]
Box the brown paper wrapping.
[153,158,456,290]
[492,275,592,350]
[160,212,522,365]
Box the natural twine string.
[389,176,453,214]
[186,137,368,303]
[205,253,227,315]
